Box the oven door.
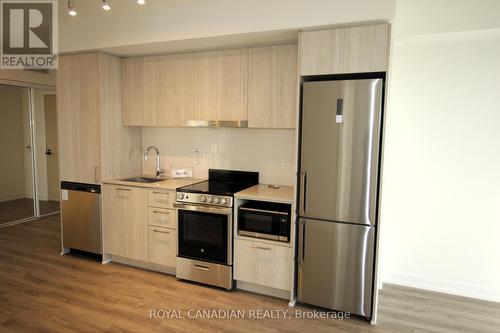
[175,203,232,265]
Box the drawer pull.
[252,246,272,251]
[152,191,167,195]
[153,210,169,214]
[115,188,131,191]
[153,229,170,234]
[194,264,210,271]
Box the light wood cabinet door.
[234,239,292,291]
[57,53,101,184]
[194,48,248,121]
[248,44,298,128]
[155,53,195,126]
[148,189,174,209]
[148,207,175,228]
[121,56,156,126]
[299,23,389,75]
[148,226,176,267]
[103,185,148,261]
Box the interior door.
[298,218,375,318]
[300,79,383,225]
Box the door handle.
[45,148,52,155]
[94,166,100,183]
[298,220,305,265]
[153,210,169,214]
[299,172,307,215]
[252,246,272,251]
[152,229,170,234]
[194,264,210,271]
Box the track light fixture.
[101,0,111,11]
[67,0,77,16]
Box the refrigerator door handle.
[299,172,307,216]
[298,220,305,265]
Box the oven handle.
[239,207,289,216]
[173,203,231,215]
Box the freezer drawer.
[298,218,375,318]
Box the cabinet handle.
[152,229,170,234]
[115,188,131,191]
[153,210,169,214]
[194,264,210,271]
[252,246,272,251]
[152,191,166,195]
[94,166,100,183]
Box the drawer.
[148,226,176,267]
[234,238,292,291]
[148,207,175,228]
[148,189,174,208]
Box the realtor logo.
[1,0,58,69]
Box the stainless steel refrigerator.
[297,77,384,319]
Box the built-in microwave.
[238,201,291,242]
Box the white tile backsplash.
[142,127,296,185]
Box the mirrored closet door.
[0,84,58,227]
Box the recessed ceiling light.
[101,0,111,11]
[137,0,145,5]
[68,0,77,16]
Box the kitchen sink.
[121,176,165,183]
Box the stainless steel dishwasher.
[61,181,102,254]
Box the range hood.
[185,120,248,128]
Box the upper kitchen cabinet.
[57,53,142,185]
[299,23,389,75]
[248,44,298,128]
[121,56,156,126]
[194,48,248,122]
[155,53,195,126]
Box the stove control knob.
[213,197,220,204]
[200,195,206,202]
[177,193,185,200]
[207,196,213,203]
[220,198,227,205]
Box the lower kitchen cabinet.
[234,238,293,291]
[148,226,177,267]
[148,207,175,229]
[102,185,148,261]
[148,189,174,209]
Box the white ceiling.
[58,0,396,57]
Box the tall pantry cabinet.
[56,53,142,185]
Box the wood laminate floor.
[0,198,59,225]
[0,215,498,333]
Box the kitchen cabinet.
[299,23,389,75]
[248,44,298,128]
[57,53,142,184]
[148,207,175,229]
[102,185,148,261]
[148,226,176,267]
[194,48,248,121]
[155,53,195,126]
[121,56,156,126]
[148,189,175,209]
[234,238,293,291]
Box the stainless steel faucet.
[144,145,165,178]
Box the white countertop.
[103,176,203,190]
[235,184,295,204]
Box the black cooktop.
[178,169,259,196]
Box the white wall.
[381,0,500,302]
[142,128,295,186]
[59,0,395,54]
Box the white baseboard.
[383,272,500,303]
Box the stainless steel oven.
[238,201,291,242]
[174,202,233,290]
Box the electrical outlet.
[282,160,290,170]
[172,168,193,178]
